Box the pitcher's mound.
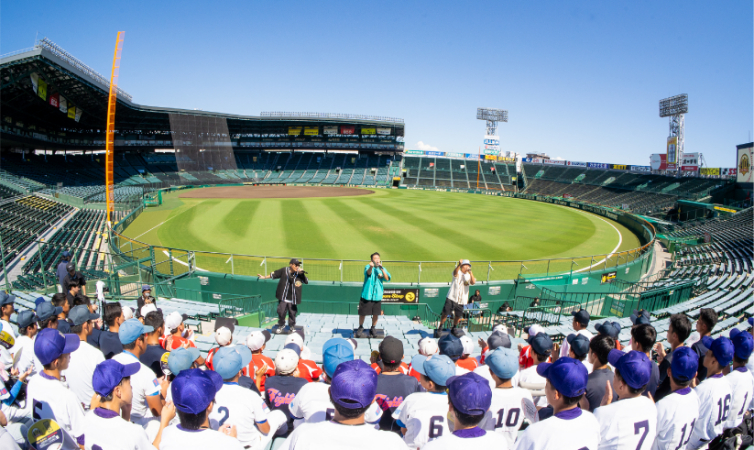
[178,185,375,199]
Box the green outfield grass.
[122,188,641,278]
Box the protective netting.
[168,114,238,172]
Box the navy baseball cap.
[730,328,754,360]
[322,338,354,378]
[595,321,621,339]
[283,342,302,356]
[34,328,80,366]
[571,309,590,326]
[66,263,75,272]
[379,336,404,365]
[536,357,589,397]
[670,347,698,382]
[608,349,652,389]
[0,292,15,307]
[566,334,590,358]
[446,372,492,415]
[168,347,201,376]
[118,319,154,345]
[528,332,554,356]
[141,285,150,292]
[411,354,456,387]
[438,333,464,361]
[172,368,223,414]
[34,297,45,308]
[701,336,734,367]
[486,347,519,379]
[487,331,511,350]
[214,345,253,380]
[61,251,71,258]
[330,359,377,409]
[69,304,99,326]
[630,309,651,325]
[92,359,140,396]
[36,301,62,322]
[16,310,37,329]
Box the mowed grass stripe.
[281,200,337,258]
[223,201,261,238]
[158,200,216,252]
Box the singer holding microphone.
[258,258,308,334]
[357,252,391,336]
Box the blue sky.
[2,1,751,167]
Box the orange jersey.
[408,366,422,382]
[456,356,479,371]
[371,362,409,375]
[205,347,220,371]
[248,353,276,390]
[162,334,196,350]
[297,359,322,382]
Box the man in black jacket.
[258,258,308,334]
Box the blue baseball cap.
[446,372,492,415]
[92,359,140,396]
[670,347,699,382]
[701,336,734,367]
[485,347,519,379]
[322,338,354,378]
[536,356,588,397]
[0,292,15,307]
[630,309,652,325]
[730,329,754,360]
[34,328,80,366]
[330,359,378,410]
[36,301,62,322]
[17,310,37,329]
[608,349,652,389]
[411,354,456,387]
[571,309,590,326]
[566,334,590,358]
[118,319,154,345]
[214,345,253,380]
[528,332,554,356]
[69,304,99,326]
[168,347,201,376]
[171,368,223,414]
[35,297,45,308]
[61,251,71,258]
[141,285,150,292]
[438,334,464,361]
[595,321,621,339]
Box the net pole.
[477,146,481,189]
[105,31,125,224]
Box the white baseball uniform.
[422,429,510,450]
[594,395,657,450]
[158,424,244,450]
[12,334,36,374]
[651,387,700,450]
[393,392,452,449]
[481,386,533,448]
[209,382,280,450]
[83,408,155,450]
[688,374,733,450]
[288,381,382,427]
[514,408,600,450]
[278,419,406,450]
[63,339,105,408]
[112,351,160,423]
[724,367,754,430]
[518,365,547,408]
[26,372,86,450]
[473,364,520,391]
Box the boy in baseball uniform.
[652,347,700,450]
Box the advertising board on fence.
[650,154,667,171]
[323,126,338,135]
[700,168,720,176]
[288,127,302,136]
[567,161,586,167]
[340,126,355,135]
[382,289,419,303]
[588,162,609,169]
[543,159,565,165]
[610,164,629,170]
[681,153,699,172]
[361,128,376,135]
[304,127,319,136]
[722,168,737,176]
[631,165,651,172]
[376,128,391,135]
[425,151,445,157]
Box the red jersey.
[205,347,220,371]
[371,362,409,375]
[162,334,196,350]
[456,356,479,371]
[408,366,422,382]
[519,345,551,369]
[247,353,276,391]
[297,359,322,382]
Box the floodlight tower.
[659,94,688,172]
[477,108,508,157]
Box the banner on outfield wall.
[737,144,753,183]
[631,165,651,172]
[382,289,419,303]
[340,126,355,135]
[700,168,721,176]
[650,154,667,171]
[667,137,678,170]
[303,127,319,136]
[543,159,565,165]
[425,151,445,157]
[485,155,497,160]
[465,153,482,160]
[445,152,464,158]
[288,127,302,136]
[323,126,338,135]
[680,153,699,171]
[361,128,376,135]
[376,128,391,135]
[722,168,737,176]
[610,164,629,170]
[37,78,47,101]
[587,162,609,169]
[59,95,67,114]
[404,150,423,155]
[566,161,586,167]
[601,271,617,284]
[498,157,516,163]
[67,106,76,120]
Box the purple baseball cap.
[608,349,652,390]
[536,356,588,397]
[446,372,492,415]
[730,329,754,360]
[34,328,80,366]
[670,347,698,382]
[171,368,223,414]
[701,336,734,367]
[92,359,140,396]
[330,359,378,409]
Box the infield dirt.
[178,185,375,199]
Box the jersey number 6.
[429,416,444,439]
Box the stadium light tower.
[659,94,688,172]
[477,108,508,157]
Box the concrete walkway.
[643,240,672,280]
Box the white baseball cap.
[215,326,232,346]
[285,333,304,349]
[492,324,508,334]
[122,306,133,321]
[165,311,183,331]
[275,348,299,375]
[140,303,157,317]
[460,335,474,355]
[418,337,439,356]
[528,324,545,338]
[246,330,272,351]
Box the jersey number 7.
[634,420,649,450]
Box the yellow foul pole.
[105,32,125,224]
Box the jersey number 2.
[634,420,649,450]
[217,406,230,427]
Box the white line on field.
[128,204,200,242]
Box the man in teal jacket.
[358,252,391,336]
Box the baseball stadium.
[0,31,753,450]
